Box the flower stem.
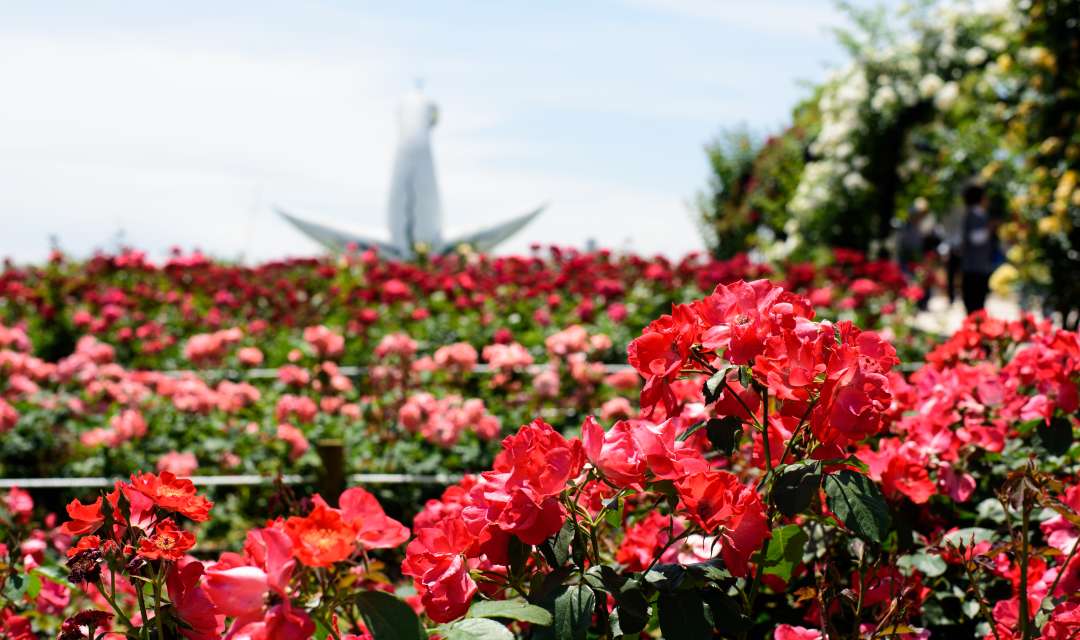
[153,563,165,640]
[760,386,772,473]
[1018,495,1032,640]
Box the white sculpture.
[277,88,545,259]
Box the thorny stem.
[153,563,165,640]
[853,551,867,630]
[1019,494,1032,640]
[132,571,150,639]
[761,386,772,473]
[746,394,818,616]
[97,575,136,635]
[958,541,1002,640]
[721,377,762,432]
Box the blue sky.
[0,1,885,261]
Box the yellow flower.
[989,264,1019,295]
[1040,137,1062,156]
[1054,170,1077,201]
[1038,215,1063,235]
[1037,48,1056,70]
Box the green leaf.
[762,524,808,582]
[554,585,595,640]
[604,495,624,528]
[771,461,822,517]
[541,519,577,568]
[1036,416,1073,456]
[643,564,687,591]
[897,552,947,578]
[440,618,513,640]
[507,537,530,578]
[702,367,733,405]
[701,589,751,634]
[32,565,76,590]
[685,560,732,584]
[611,587,650,636]
[469,600,553,626]
[658,591,712,640]
[353,590,426,640]
[677,420,708,442]
[571,527,588,568]
[705,417,743,454]
[975,498,1005,524]
[940,527,996,548]
[824,470,891,543]
[25,573,41,600]
[2,573,27,602]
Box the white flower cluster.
[788,1,1012,229]
[789,63,871,220]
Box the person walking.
[960,182,994,313]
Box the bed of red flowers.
[0,248,922,497]
[2,254,1078,638]
[0,247,917,369]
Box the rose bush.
[3,275,1076,638]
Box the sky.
[0,1,885,263]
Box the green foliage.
[772,460,823,518]
[696,125,807,258]
[353,590,427,640]
[658,590,712,640]
[762,524,809,582]
[552,585,595,640]
[824,469,892,543]
[467,600,553,626]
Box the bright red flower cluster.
[54,477,408,639]
[629,279,898,454]
[403,419,585,621]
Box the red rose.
[129,471,214,522]
[494,419,584,498]
[283,504,357,567]
[61,497,104,536]
[138,518,196,561]
[675,470,769,576]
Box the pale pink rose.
[532,369,561,398]
[375,333,418,359]
[0,399,17,432]
[276,423,309,460]
[303,325,345,359]
[157,451,198,476]
[589,333,613,352]
[111,409,147,441]
[600,397,634,422]
[604,368,641,391]
[80,427,113,448]
[238,347,264,367]
[277,365,311,387]
[434,342,479,372]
